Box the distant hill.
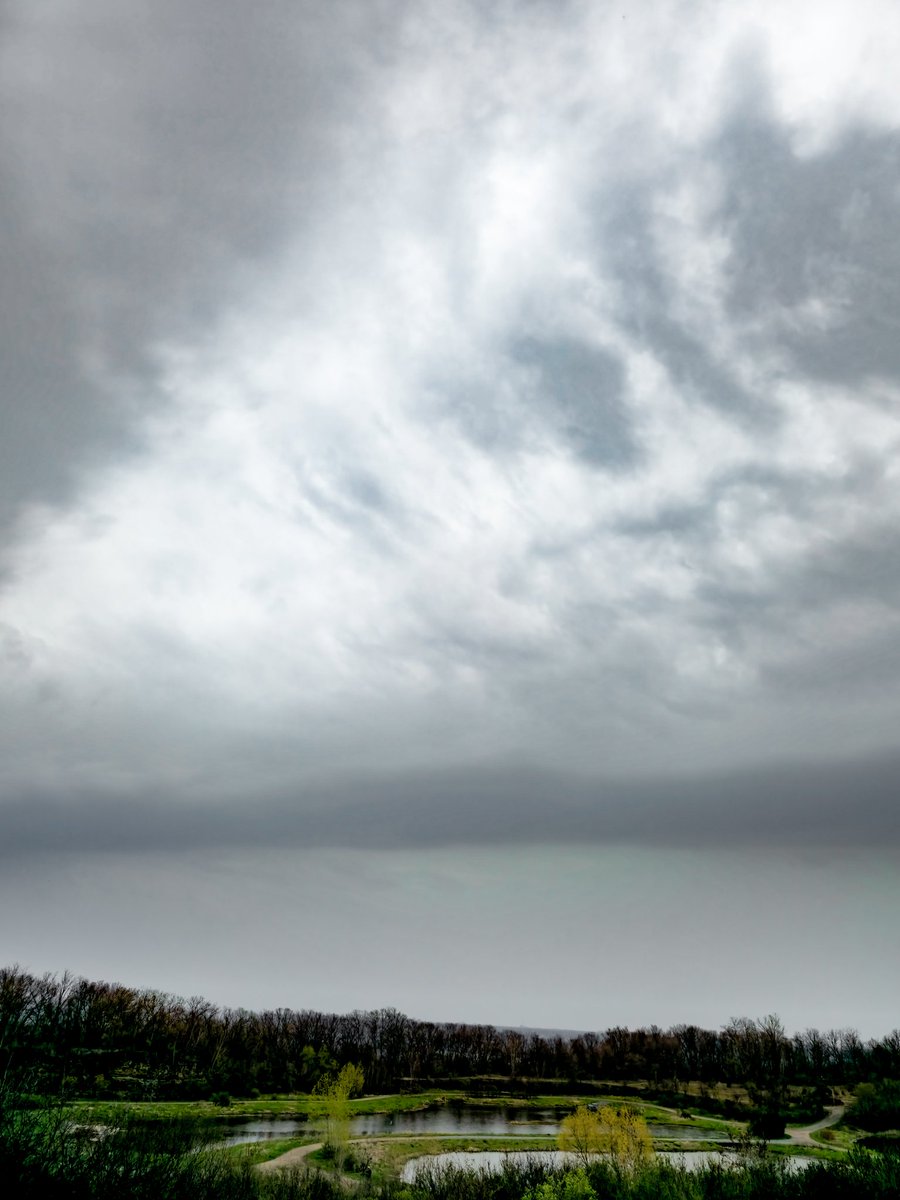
[498,1025,588,1041]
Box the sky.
[1,0,899,1040]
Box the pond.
[221,1106,565,1145]
[350,1106,566,1137]
[222,1119,309,1147]
[400,1150,821,1181]
[220,1106,730,1146]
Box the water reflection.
[349,1106,565,1137]
[221,1106,730,1146]
[400,1150,819,1181]
[222,1119,307,1147]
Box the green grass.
[646,1140,736,1153]
[779,1144,846,1162]
[71,1089,467,1123]
[69,1089,716,1123]
[643,1109,736,1132]
[455,1093,649,1112]
[411,1091,738,1131]
[359,1134,559,1181]
[809,1124,857,1151]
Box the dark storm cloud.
[761,622,900,694]
[787,521,900,612]
[716,115,900,384]
[597,192,771,426]
[427,333,635,467]
[611,468,900,709]
[681,493,900,646]
[614,463,834,542]
[510,337,636,468]
[0,0,401,526]
[2,750,898,859]
[586,75,900,434]
[0,181,136,523]
[617,458,900,610]
[314,756,900,850]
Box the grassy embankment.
[73,1089,738,1127]
[71,1088,457,1123]
[811,1124,857,1151]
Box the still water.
[222,1119,308,1147]
[221,1106,563,1145]
[350,1106,565,1137]
[400,1150,820,1181]
[221,1106,729,1146]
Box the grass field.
[70,1088,738,1127]
[70,1088,461,1123]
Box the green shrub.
[851,1081,900,1132]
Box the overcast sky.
[1,0,899,1039]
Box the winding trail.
[256,1142,323,1173]
[784,1105,846,1148]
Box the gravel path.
[256,1142,323,1173]
[785,1105,846,1148]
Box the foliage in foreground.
[851,1080,900,1132]
[404,1150,900,1200]
[3,1082,900,1200]
[558,1105,653,1168]
[313,1061,366,1160]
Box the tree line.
[2,966,899,1101]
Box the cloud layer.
[2,0,900,861]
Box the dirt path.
[785,1105,846,1148]
[256,1142,323,1173]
